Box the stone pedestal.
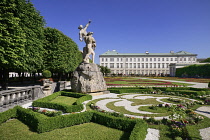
[71,63,107,93]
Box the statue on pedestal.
[78,20,96,63]
[71,20,107,94]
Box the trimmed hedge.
[175,64,210,77]
[129,121,148,140]
[0,107,17,124]
[32,91,92,113]
[108,87,210,96]
[108,87,153,94]
[0,107,148,139]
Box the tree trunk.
[1,68,9,90]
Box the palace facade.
[99,50,197,76]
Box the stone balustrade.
[0,85,45,112]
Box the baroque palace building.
[99,50,197,76]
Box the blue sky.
[31,0,210,64]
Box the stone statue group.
[78,20,96,63]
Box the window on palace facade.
[146,63,148,68]
[162,63,164,68]
[154,58,156,61]
[138,63,140,68]
[117,58,119,61]
[162,58,164,61]
[150,58,152,61]
[171,58,173,61]
[101,63,104,66]
[188,57,191,61]
[184,58,186,61]
[110,58,114,61]
[142,63,144,68]
[134,58,136,62]
[105,58,108,61]
[158,58,160,61]
[146,58,148,61]
[166,58,169,61]
[134,63,136,68]
[117,63,119,68]
[105,63,108,67]
[158,63,160,68]
[154,63,156,68]
[175,58,177,61]
[150,63,152,68]
[102,58,104,62]
[166,63,169,68]
[110,63,114,68]
[142,58,144,61]
[138,58,140,61]
[129,63,132,68]
[130,58,132,62]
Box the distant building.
[99,50,197,76]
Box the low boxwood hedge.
[32,90,92,113]
[0,107,148,140]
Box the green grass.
[50,96,77,105]
[127,98,162,106]
[139,106,171,114]
[0,119,130,140]
[106,100,167,117]
[105,77,193,86]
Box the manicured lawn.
[0,119,130,140]
[127,98,162,106]
[50,96,77,105]
[105,77,192,86]
[106,100,167,117]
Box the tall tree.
[43,27,82,80]
[200,57,210,63]
[0,0,45,89]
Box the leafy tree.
[42,70,52,78]
[98,65,111,76]
[43,27,82,80]
[200,57,210,63]
[0,0,45,90]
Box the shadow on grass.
[119,131,131,140]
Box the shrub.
[0,107,17,124]
[32,91,92,113]
[129,120,148,140]
[92,111,137,131]
[208,82,210,88]
[42,70,52,78]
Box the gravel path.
[196,106,210,140]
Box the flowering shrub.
[30,107,62,117]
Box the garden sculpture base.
[71,62,107,93]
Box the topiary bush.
[42,70,52,78]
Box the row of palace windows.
[101,57,196,62]
[111,70,170,74]
[101,63,170,69]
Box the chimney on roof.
[145,51,149,54]
[170,50,174,54]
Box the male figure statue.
[83,32,96,63]
[78,20,91,42]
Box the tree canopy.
[43,27,82,74]
[200,57,210,63]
